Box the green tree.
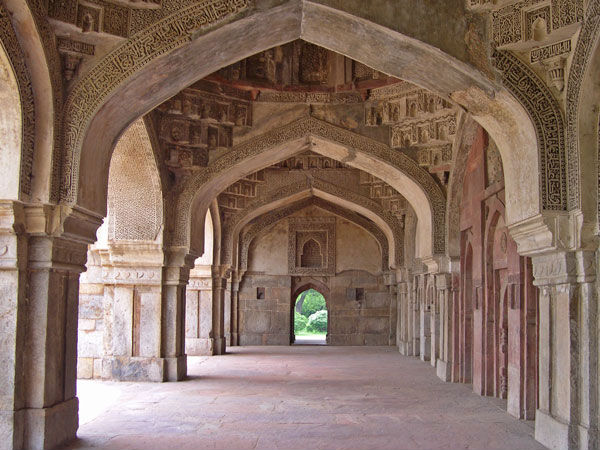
[294,311,308,332]
[307,310,328,333]
[299,289,326,318]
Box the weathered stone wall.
[185,276,213,354]
[77,249,104,379]
[328,270,391,346]
[239,274,292,345]
[239,205,391,345]
[457,128,538,420]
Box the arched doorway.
[293,288,328,345]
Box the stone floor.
[63,346,547,450]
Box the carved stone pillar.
[435,272,455,381]
[396,267,414,355]
[0,201,27,450]
[429,276,440,367]
[531,250,598,450]
[185,270,212,355]
[230,271,241,346]
[210,265,229,355]
[411,279,420,357]
[162,247,195,381]
[0,203,101,450]
[224,279,232,346]
[384,271,397,346]
[419,275,431,362]
[100,242,166,382]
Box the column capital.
[434,272,452,290]
[531,249,596,287]
[212,264,232,280]
[508,210,584,257]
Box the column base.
[23,398,78,450]
[420,338,431,362]
[213,337,226,355]
[578,424,598,450]
[186,338,216,356]
[436,359,452,382]
[165,355,187,381]
[535,409,571,450]
[231,332,239,347]
[0,409,24,450]
[102,356,166,382]
[186,338,226,355]
[411,338,420,357]
[398,341,413,356]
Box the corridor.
[65,347,545,450]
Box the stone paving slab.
[62,346,547,450]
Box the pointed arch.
[222,176,401,269]
[0,4,32,199]
[107,119,163,242]
[57,3,532,222]
[178,117,436,259]
[238,197,390,274]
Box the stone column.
[162,247,195,381]
[411,279,420,357]
[185,272,212,355]
[384,271,397,346]
[0,201,27,450]
[230,271,241,346]
[532,250,598,450]
[435,272,455,381]
[210,265,229,355]
[0,203,101,450]
[397,279,413,355]
[419,275,431,362]
[77,246,105,379]
[429,275,440,367]
[100,242,166,382]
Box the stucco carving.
[238,197,389,273]
[489,0,583,47]
[107,119,163,241]
[492,49,566,211]
[288,217,335,275]
[566,1,600,211]
[23,0,65,202]
[0,4,35,197]
[221,176,403,268]
[176,117,444,254]
[60,0,251,202]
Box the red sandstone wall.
[458,128,538,420]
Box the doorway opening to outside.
[293,288,327,345]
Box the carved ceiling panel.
[216,152,411,226]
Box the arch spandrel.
[49,0,564,257]
[0,4,33,200]
[59,1,496,213]
[565,2,600,237]
[176,117,437,258]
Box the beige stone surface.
[64,348,545,450]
